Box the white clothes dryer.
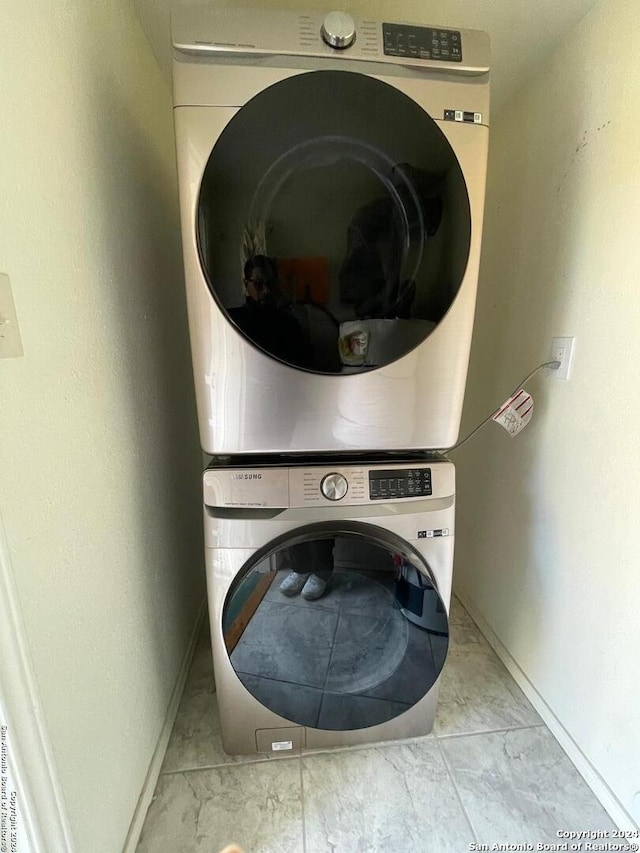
[172,8,490,454]
[203,456,454,755]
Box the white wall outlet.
[550,336,575,380]
[0,273,24,359]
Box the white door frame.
[0,510,74,852]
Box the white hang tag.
[492,389,533,437]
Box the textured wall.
[0,0,204,850]
[454,0,640,828]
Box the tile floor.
[136,597,614,852]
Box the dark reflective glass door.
[198,70,471,373]
[222,526,449,731]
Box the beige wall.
[455,0,640,828]
[0,0,204,850]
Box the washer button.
[321,473,348,501]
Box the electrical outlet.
[550,336,575,380]
[0,273,24,359]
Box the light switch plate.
[0,273,24,358]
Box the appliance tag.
[444,109,483,123]
[271,740,293,751]
[492,389,533,437]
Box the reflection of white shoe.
[279,571,309,596]
[301,574,327,601]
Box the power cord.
[447,360,561,453]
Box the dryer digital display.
[383,23,462,62]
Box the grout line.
[434,722,547,741]
[299,755,307,853]
[298,719,547,763]
[234,670,320,691]
[162,721,523,779]
[160,751,303,776]
[321,608,343,692]
[301,733,436,760]
[435,736,480,845]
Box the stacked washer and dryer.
[172,7,489,754]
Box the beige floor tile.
[301,740,474,852]
[440,727,615,844]
[136,760,303,853]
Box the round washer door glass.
[222,526,449,731]
[198,70,471,373]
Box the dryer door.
[197,70,471,373]
[222,523,449,731]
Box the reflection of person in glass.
[279,539,334,601]
[339,163,442,320]
[228,255,311,368]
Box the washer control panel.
[383,23,462,62]
[320,472,349,501]
[290,464,443,507]
[203,462,453,509]
[300,468,366,505]
[369,468,432,500]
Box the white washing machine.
[172,8,490,455]
[203,456,454,754]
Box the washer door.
[197,70,471,373]
[222,523,449,731]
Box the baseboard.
[121,599,207,853]
[454,584,638,832]
[0,515,76,853]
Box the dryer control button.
[321,473,348,501]
[321,12,356,49]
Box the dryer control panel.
[382,23,462,63]
[172,7,489,75]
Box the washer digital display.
[369,468,432,500]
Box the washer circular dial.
[321,472,348,501]
[321,12,356,49]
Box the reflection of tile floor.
[136,597,614,853]
[232,570,437,727]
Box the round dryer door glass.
[197,70,471,373]
[222,524,449,731]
